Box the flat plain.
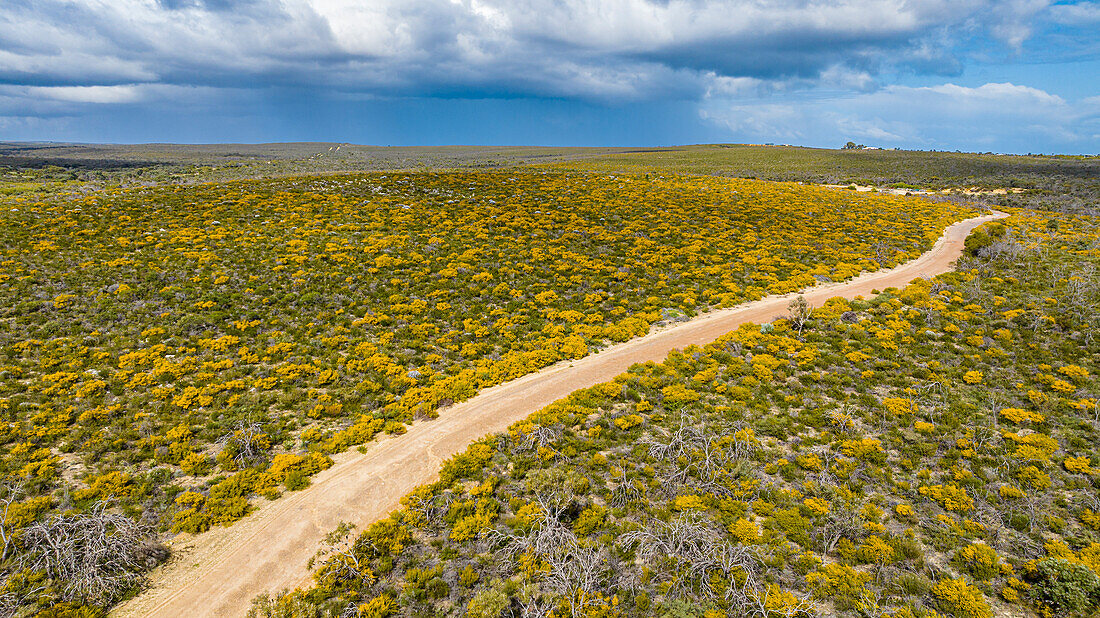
[0,144,1097,618]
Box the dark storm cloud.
[0,0,1060,98]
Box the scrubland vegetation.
[3,143,1097,216]
[0,170,970,612]
[545,145,1100,216]
[255,210,1100,618]
[0,143,621,193]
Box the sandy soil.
[113,210,1006,618]
[821,183,1025,197]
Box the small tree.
[309,521,374,589]
[788,295,811,336]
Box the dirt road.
[114,210,1005,618]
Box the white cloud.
[0,83,226,118]
[986,0,1051,49]
[0,0,1060,102]
[1048,1,1100,23]
[908,82,1066,106]
[22,85,144,104]
[702,82,1099,152]
[699,103,806,141]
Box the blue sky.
[0,1,1097,153]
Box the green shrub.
[424,577,449,600]
[964,221,1007,256]
[1029,559,1100,617]
[171,507,212,534]
[283,471,309,491]
[894,573,931,596]
[459,565,480,588]
[466,580,510,618]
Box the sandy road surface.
[114,210,1006,618]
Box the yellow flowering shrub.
[796,454,823,471]
[1065,456,1093,474]
[613,414,644,430]
[1004,431,1059,464]
[672,495,708,511]
[931,578,992,618]
[920,484,974,513]
[893,503,916,522]
[802,497,830,516]
[728,517,760,544]
[999,407,1044,424]
[806,563,870,605]
[1059,364,1089,382]
[840,438,886,463]
[953,543,1001,580]
[882,397,914,416]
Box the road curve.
[114,210,1006,618]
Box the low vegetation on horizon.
[2,143,1097,215]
